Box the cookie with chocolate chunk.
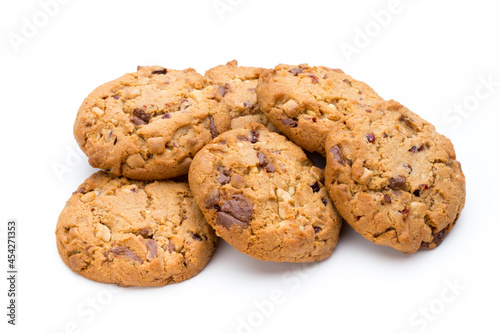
[189,123,342,262]
[324,100,466,254]
[74,66,231,180]
[257,64,383,155]
[205,60,278,131]
[55,171,217,287]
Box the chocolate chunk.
[432,229,448,247]
[221,194,253,222]
[265,163,276,173]
[366,133,376,143]
[131,117,147,125]
[310,181,320,193]
[206,190,220,210]
[289,68,303,76]
[388,176,406,190]
[152,68,167,75]
[191,233,203,241]
[308,74,319,84]
[329,145,346,166]
[109,246,142,264]
[168,242,176,253]
[321,198,328,206]
[209,116,218,138]
[413,189,421,197]
[281,118,298,128]
[218,85,228,97]
[251,130,259,143]
[217,168,231,185]
[73,188,87,195]
[313,227,322,233]
[409,145,425,153]
[133,108,151,123]
[243,102,255,110]
[216,212,249,229]
[145,239,157,258]
[257,152,269,167]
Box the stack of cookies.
[56,61,466,287]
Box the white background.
[1,0,499,332]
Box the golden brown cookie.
[189,123,342,262]
[257,64,383,154]
[324,100,466,254]
[205,60,278,131]
[74,66,231,180]
[55,172,217,287]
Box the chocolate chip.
[281,118,298,128]
[265,163,276,173]
[312,117,317,123]
[140,228,149,237]
[250,130,259,143]
[244,102,255,110]
[209,116,218,138]
[310,181,320,193]
[217,168,231,185]
[133,108,151,123]
[432,229,448,247]
[314,227,322,233]
[206,190,220,210]
[409,145,425,153]
[191,233,203,241]
[216,212,249,229]
[131,117,147,125]
[152,68,167,75]
[388,176,406,190]
[289,68,303,76]
[257,152,268,167]
[113,137,118,145]
[109,246,142,264]
[413,189,421,197]
[168,242,176,253]
[400,208,410,215]
[73,188,87,195]
[321,198,328,206]
[145,239,157,258]
[221,194,253,222]
[366,133,376,143]
[329,145,346,166]
[218,85,228,97]
[308,74,319,84]
[343,79,352,86]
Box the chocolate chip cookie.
[324,100,466,254]
[74,66,231,180]
[205,60,278,131]
[188,123,342,262]
[55,171,217,287]
[257,64,383,154]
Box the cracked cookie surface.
[205,60,278,131]
[324,100,466,254]
[74,66,231,180]
[55,171,217,287]
[257,64,383,155]
[189,123,342,262]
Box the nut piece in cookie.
[74,66,231,180]
[55,171,217,287]
[189,122,343,262]
[324,100,466,254]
